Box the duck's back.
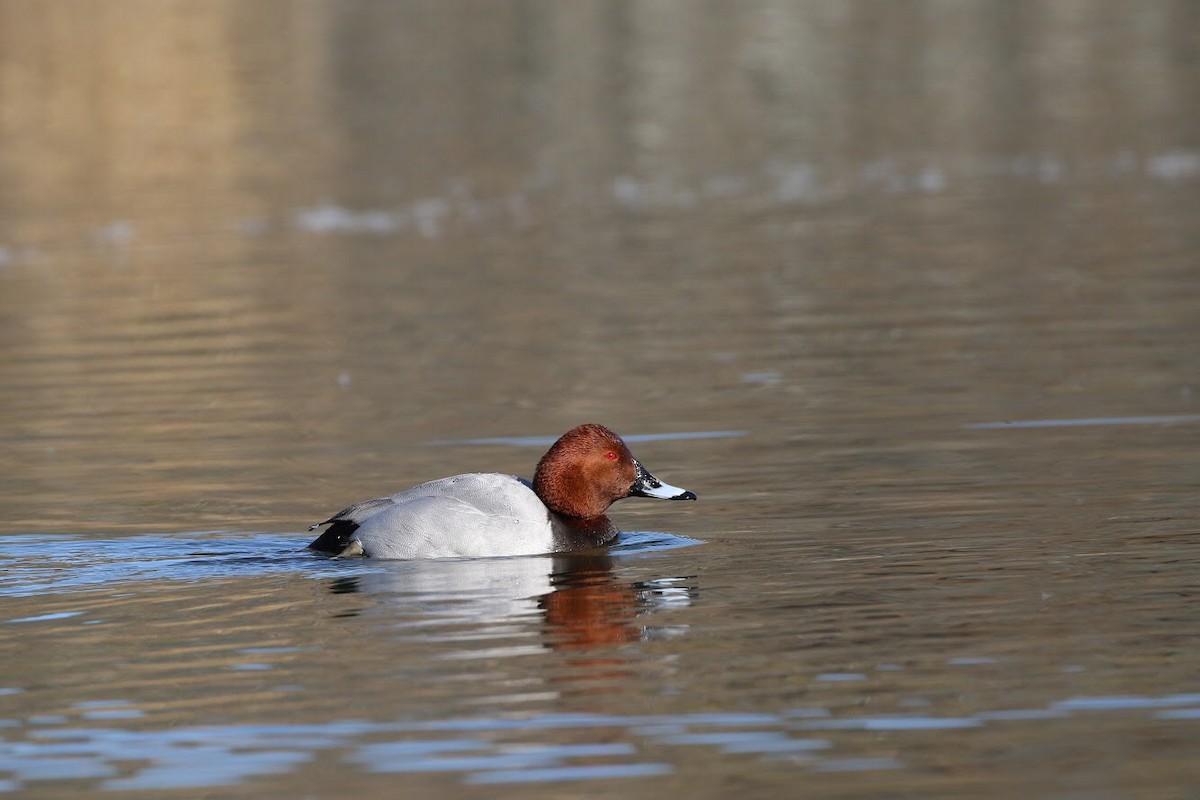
[349,473,556,559]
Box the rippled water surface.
[2,3,1200,798]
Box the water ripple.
[0,531,701,599]
[6,692,1197,791]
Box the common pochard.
[307,423,696,559]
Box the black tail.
[307,520,360,553]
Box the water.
[2,3,1199,797]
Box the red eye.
[605,451,618,461]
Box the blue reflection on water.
[0,530,701,599]
[467,762,674,784]
[0,713,824,791]
[4,695,1200,791]
[0,533,312,598]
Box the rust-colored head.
[532,423,696,519]
[533,424,636,519]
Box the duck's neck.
[548,512,619,552]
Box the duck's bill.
[630,460,697,501]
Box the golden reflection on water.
[1,2,1199,796]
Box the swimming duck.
[307,423,696,559]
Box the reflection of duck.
[542,554,639,649]
[540,556,643,652]
[322,551,697,657]
[541,554,642,697]
[325,556,553,623]
[307,424,695,559]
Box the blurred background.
[2,0,1195,536]
[1,3,1200,795]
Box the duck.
[307,423,696,559]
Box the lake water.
[2,3,1199,797]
